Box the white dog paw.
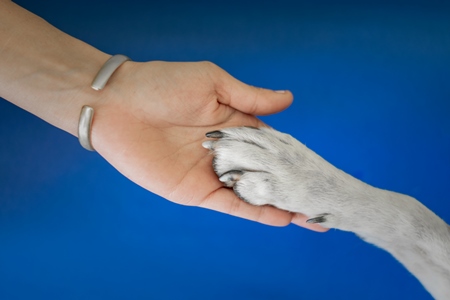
[203,126,351,228]
[217,169,280,207]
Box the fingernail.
[274,90,286,93]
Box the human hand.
[90,61,327,231]
[0,2,322,229]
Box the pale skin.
[0,0,327,231]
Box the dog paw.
[203,127,349,228]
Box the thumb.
[216,68,294,115]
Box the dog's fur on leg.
[203,127,450,300]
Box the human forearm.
[0,0,110,135]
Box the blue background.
[1,0,449,299]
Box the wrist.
[0,1,112,136]
[44,48,112,136]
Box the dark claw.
[205,130,224,138]
[306,213,330,224]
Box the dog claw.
[205,130,224,138]
[219,170,243,187]
[306,214,330,224]
[202,141,215,150]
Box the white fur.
[203,127,450,300]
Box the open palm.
[90,61,326,231]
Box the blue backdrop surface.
[1,1,449,299]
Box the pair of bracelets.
[78,54,130,151]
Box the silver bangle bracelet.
[78,54,130,151]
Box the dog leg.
[204,127,450,299]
